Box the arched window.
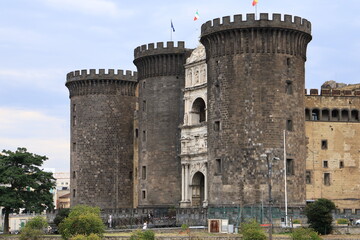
[191,98,206,124]
[321,109,330,121]
[341,109,349,121]
[331,109,340,121]
[351,110,359,121]
[312,109,320,121]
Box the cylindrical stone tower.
[133,41,192,207]
[200,13,312,207]
[66,69,137,209]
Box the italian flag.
[194,10,199,21]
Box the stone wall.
[201,13,312,207]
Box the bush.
[59,205,105,240]
[19,216,48,240]
[240,219,267,240]
[71,233,102,240]
[19,228,44,240]
[292,219,301,224]
[54,208,71,227]
[305,198,335,235]
[130,230,155,240]
[291,227,321,240]
[23,216,48,230]
[337,218,349,224]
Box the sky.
[1,0,360,172]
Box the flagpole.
[255,5,258,20]
[170,19,172,41]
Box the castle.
[66,13,360,214]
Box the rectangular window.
[215,159,222,174]
[142,130,146,141]
[129,171,133,180]
[306,170,311,184]
[324,173,331,186]
[143,100,146,111]
[72,142,76,152]
[323,160,328,168]
[73,104,76,112]
[321,140,328,150]
[73,189,76,198]
[214,121,220,131]
[286,119,293,131]
[142,190,146,199]
[73,116,77,126]
[286,80,293,95]
[142,166,146,180]
[340,161,344,168]
[355,209,360,215]
[286,159,294,175]
[73,171,76,179]
[135,129,139,138]
[344,209,352,214]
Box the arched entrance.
[191,172,205,207]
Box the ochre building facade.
[65,13,360,213]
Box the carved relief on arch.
[189,162,207,181]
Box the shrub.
[240,219,267,240]
[59,205,105,240]
[23,216,48,230]
[337,218,349,224]
[130,230,155,240]
[54,208,71,227]
[19,216,48,240]
[291,227,321,240]
[71,233,102,240]
[19,228,44,240]
[292,219,301,224]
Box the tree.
[58,205,105,240]
[0,147,55,234]
[305,198,336,235]
[53,208,71,227]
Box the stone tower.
[133,42,192,207]
[66,69,137,209]
[200,13,312,207]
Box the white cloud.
[0,108,69,172]
[0,68,67,93]
[39,0,134,18]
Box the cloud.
[0,107,69,172]
[0,68,67,93]
[39,0,134,18]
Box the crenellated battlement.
[66,69,137,82]
[134,41,187,59]
[66,69,138,97]
[305,89,360,97]
[201,13,311,36]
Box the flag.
[171,20,175,32]
[252,0,258,6]
[194,10,199,21]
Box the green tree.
[240,219,267,240]
[305,198,336,235]
[59,205,105,240]
[0,147,55,234]
[54,208,71,227]
[19,216,48,240]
